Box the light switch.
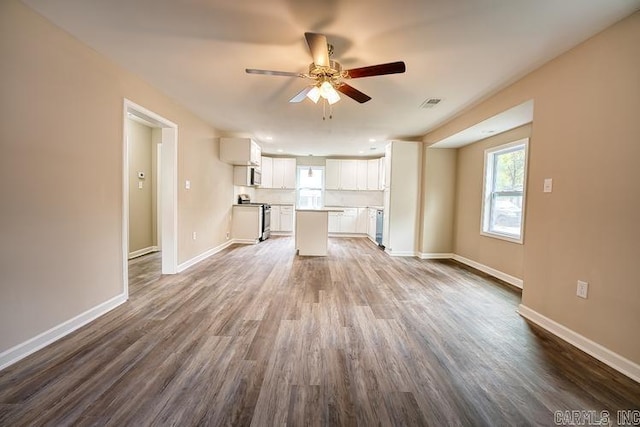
[185,180,191,190]
[543,178,553,193]
[138,182,143,189]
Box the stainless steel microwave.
[233,166,261,186]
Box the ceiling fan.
[246,32,406,111]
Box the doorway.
[123,99,178,298]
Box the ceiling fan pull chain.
[329,103,333,120]
[323,98,326,120]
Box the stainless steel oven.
[261,204,271,241]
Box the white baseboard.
[452,254,523,289]
[385,249,417,257]
[418,252,454,259]
[128,246,158,259]
[328,233,368,238]
[518,305,640,383]
[177,239,235,273]
[0,293,127,371]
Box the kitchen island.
[295,208,343,256]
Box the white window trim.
[296,165,325,208]
[480,138,529,244]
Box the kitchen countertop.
[323,205,384,210]
[295,208,344,212]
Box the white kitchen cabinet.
[340,160,358,190]
[356,160,368,191]
[279,205,294,232]
[379,157,386,190]
[367,159,380,190]
[231,205,262,243]
[340,208,358,232]
[325,160,340,190]
[260,157,296,189]
[272,158,296,189]
[328,212,340,233]
[356,208,368,234]
[383,141,421,255]
[328,208,359,233]
[270,205,294,232]
[220,138,261,166]
[260,156,273,188]
[325,159,358,190]
[270,205,280,231]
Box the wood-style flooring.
[1,236,639,426]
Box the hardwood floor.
[1,236,638,426]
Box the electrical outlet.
[192,231,197,240]
[577,280,588,299]
[226,232,230,239]
[185,180,191,190]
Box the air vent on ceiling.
[420,98,442,109]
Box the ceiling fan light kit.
[246,32,406,118]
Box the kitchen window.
[481,138,529,243]
[297,166,324,209]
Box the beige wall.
[127,119,155,253]
[424,12,640,363]
[0,0,233,353]
[420,148,456,255]
[453,125,531,278]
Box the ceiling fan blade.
[304,32,330,67]
[336,83,372,104]
[289,86,313,103]
[345,61,406,79]
[246,68,303,77]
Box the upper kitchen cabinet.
[272,158,296,189]
[260,156,273,188]
[327,158,384,191]
[260,157,296,189]
[325,159,357,190]
[220,138,261,166]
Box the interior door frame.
[123,99,178,297]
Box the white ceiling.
[22,0,639,156]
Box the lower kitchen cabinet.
[279,205,294,232]
[271,204,294,232]
[356,207,368,234]
[327,207,364,234]
[231,205,261,242]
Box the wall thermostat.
[137,171,145,179]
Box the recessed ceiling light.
[277,149,283,153]
[266,136,273,140]
[359,150,364,154]
[369,138,376,142]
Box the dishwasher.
[375,209,384,248]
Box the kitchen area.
[220,137,387,254]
